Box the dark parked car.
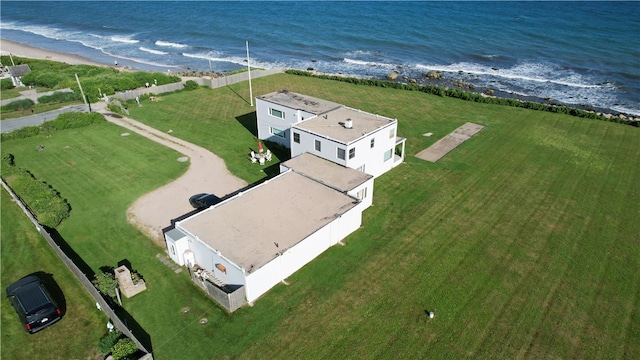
[189,193,219,209]
[6,275,62,334]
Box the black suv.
[6,275,62,333]
[189,193,219,209]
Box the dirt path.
[93,102,248,246]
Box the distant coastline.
[2,38,637,124]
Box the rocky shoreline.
[385,70,639,123]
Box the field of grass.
[1,189,108,359]
[2,73,639,359]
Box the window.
[293,132,300,144]
[356,188,367,200]
[270,127,286,138]
[389,128,395,139]
[370,138,375,148]
[357,164,365,173]
[269,108,284,119]
[349,148,356,159]
[384,149,393,161]
[337,148,345,160]
[315,140,321,152]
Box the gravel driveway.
[94,102,248,246]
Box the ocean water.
[1,1,639,115]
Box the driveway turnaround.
[93,102,248,245]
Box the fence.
[110,68,285,101]
[188,267,247,313]
[1,180,152,359]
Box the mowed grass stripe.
[3,74,638,359]
[572,127,640,359]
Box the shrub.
[92,271,119,301]
[111,338,138,360]
[107,103,123,114]
[183,80,199,90]
[1,78,14,90]
[98,331,123,355]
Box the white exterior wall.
[244,206,363,303]
[349,123,399,178]
[347,178,375,210]
[290,130,346,166]
[244,256,281,303]
[256,98,316,147]
[291,123,399,178]
[165,230,189,266]
[180,232,247,287]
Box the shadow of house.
[236,112,258,137]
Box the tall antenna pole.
[246,41,253,106]
[75,73,89,112]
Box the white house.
[256,90,406,178]
[165,154,374,310]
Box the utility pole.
[75,73,90,112]
[246,41,253,106]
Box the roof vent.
[344,118,353,129]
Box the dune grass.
[1,73,639,359]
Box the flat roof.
[282,153,372,192]
[257,90,342,115]
[294,106,396,144]
[178,171,358,271]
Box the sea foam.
[156,41,189,49]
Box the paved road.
[1,104,88,133]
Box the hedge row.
[1,153,71,228]
[1,98,35,112]
[1,112,106,142]
[285,70,638,127]
[38,90,82,104]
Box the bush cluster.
[285,70,638,127]
[92,271,119,301]
[183,80,199,90]
[4,55,181,103]
[1,112,105,142]
[97,331,138,360]
[1,153,71,228]
[1,78,14,90]
[98,331,122,355]
[38,91,81,104]
[1,98,35,112]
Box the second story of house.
[256,90,406,178]
[256,90,341,147]
[291,106,404,177]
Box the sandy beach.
[0,39,110,67]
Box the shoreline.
[1,39,636,122]
[0,39,112,68]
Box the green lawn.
[1,188,107,359]
[2,73,639,359]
